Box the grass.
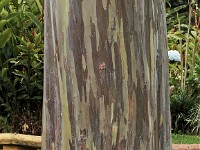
[172,134,200,144]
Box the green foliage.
[170,88,200,134]
[0,28,11,48]
[169,62,181,86]
[172,134,200,144]
[168,1,200,135]
[170,52,200,134]
[0,116,13,133]
[169,55,200,135]
[166,4,188,31]
[0,0,43,135]
[186,104,200,135]
[0,0,12,12]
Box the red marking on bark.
[99,62,106,70]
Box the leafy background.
[167,0,200,135]
[0,0,43,135]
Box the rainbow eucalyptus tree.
[42,0,171,149]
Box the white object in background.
[168,50,181,62]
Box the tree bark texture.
[42,0,171,150]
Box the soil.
[173,144,200,150]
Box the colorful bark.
[42,0,171,149]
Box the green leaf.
[30,82,43,89]
[1,68,8,79]
[35,83,43,90]
[191,31,197,38]
[34,32,42,46]
[13,69,26,78]
[32,96,43,100]
[0,20,7,30]
[35,0,43,14]
[17,45,28,52]
[0,29,12,48]
[0,97,4,103]
[24,12,42,31]
[14,78,19,86]
[1,103,11,112]
[168,34,182,40]
[16,36,27,46]
[32,61,41,69]
[17,94,29,99]
[167,5,187,17]
[16,59,28,67]
[0,0,11,12]
[12,0,19,9]
[2,78,15,92]
[17,87,26,92]
[25,0,37,12]
[2,46,12,59]
[5,12,19,21]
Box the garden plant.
[167,0,200,135]
[0,0,43,135]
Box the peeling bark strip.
[42,0,171,150]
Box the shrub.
[167,1,200,135]
[170,88,200,134]
[187,104,200,135]
[0,0,43,135]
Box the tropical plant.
[167,0,200,135]
[0,0,43,135]
[187,104,200,135]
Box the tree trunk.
[42,0,171,150]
